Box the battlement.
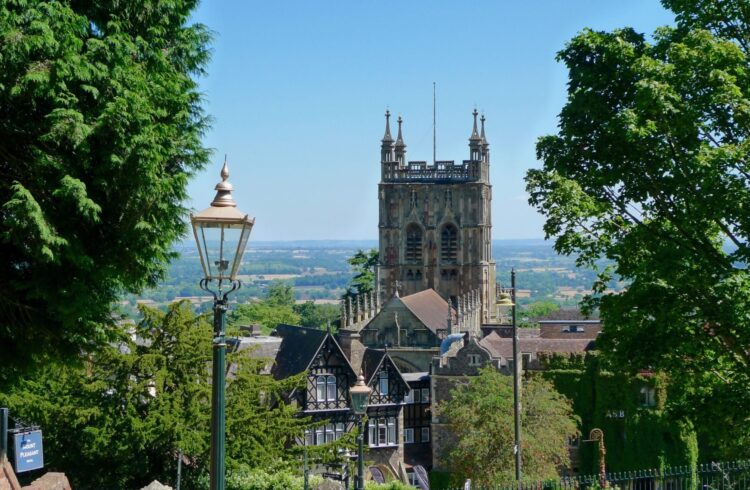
[381,159,482,183]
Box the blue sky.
[187,1,675,241]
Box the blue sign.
[13,430,43,473]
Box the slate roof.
[271,324,329,380]
[360,348,409,391]
[532,308,600,322]
[479,331,595,358]
[361,348,387,384]
[228,335,283,375]
[400,289,455,333]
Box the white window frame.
[315,374,337,402]
[421,427,430,443]
[413,389,422,403]
[379,371,389,396]
[468,353,482,366]
[404,428,414,444]
[326,375,337,402]
[368,416,398,447]
[404,390,413,404]
[421,388,430,403]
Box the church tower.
[377,110,497,323]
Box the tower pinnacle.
[470,109,481,141]
[382,110,393,142]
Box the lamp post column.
[210,296,228,490]
[356,415,365,490]
[511,269,522,486]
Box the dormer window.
[468,354,482,366]
[378,371,389,395]
[563,325,585,333]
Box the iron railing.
[452,460,750,490]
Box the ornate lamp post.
[191,159,255,490]
[497,269,521,486]
[584,428,607,488]
[350,374,372,490]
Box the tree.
[437,368,578,486]
[343,249,378,299]
[0,0,211,381]
[0,302,310,489]
[293,300,340,330]
[519,301,561,327]
[228,281,301,333]
[526,0,750,457]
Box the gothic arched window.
[441,224,458,263]
[405,224,423,263]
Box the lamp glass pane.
[193,221,245,282]
[351,392,368,414]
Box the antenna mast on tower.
[433,82,437,165]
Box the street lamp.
[350,374,372,490]
[191,158,255,490]
[497,269,521,487]
[584,428,607,488]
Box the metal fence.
[457,460,750,490]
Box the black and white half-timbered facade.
[359,348,410,472]
[269,324,411,480]
[271,324,358,447]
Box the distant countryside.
[119,239,621,317]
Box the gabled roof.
[532,308,600,322]
[360,348,410,393]
[271,324,355,380]
[400,289,455,334]
[479,330,595,359]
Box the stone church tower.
[377,110,497,323]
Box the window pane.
[327,375,337,401]
[316,377,325,401]
[388,417,396,443]
[404,428,414,443]
[422,388,430,402]
[379,372,389,395]
[421,427,430,442]
[368,422,375,447]
[413,389,421,403]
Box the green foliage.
[543,355,698,474]
[437,367,579,487]
[344,249,379,298]
[519,301,561,327]
[0,0,211,381]
[0,303,310,489]
[365,481,415,490]
[526,0,750,459]
[229,281,301,333]
[293,300,340,330]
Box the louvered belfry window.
[405,224,423,263]
[441,224,458,263]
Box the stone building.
[376,110,497,323]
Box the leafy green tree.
[519,301,561,327]
[229,281,301,333]
[526,0,750,458]
[437,368,578,486]
[293,300,340,330]
[265,281,296,307]
[344,249,378,299]
[0,303,309,489]
[0,0,211,381]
